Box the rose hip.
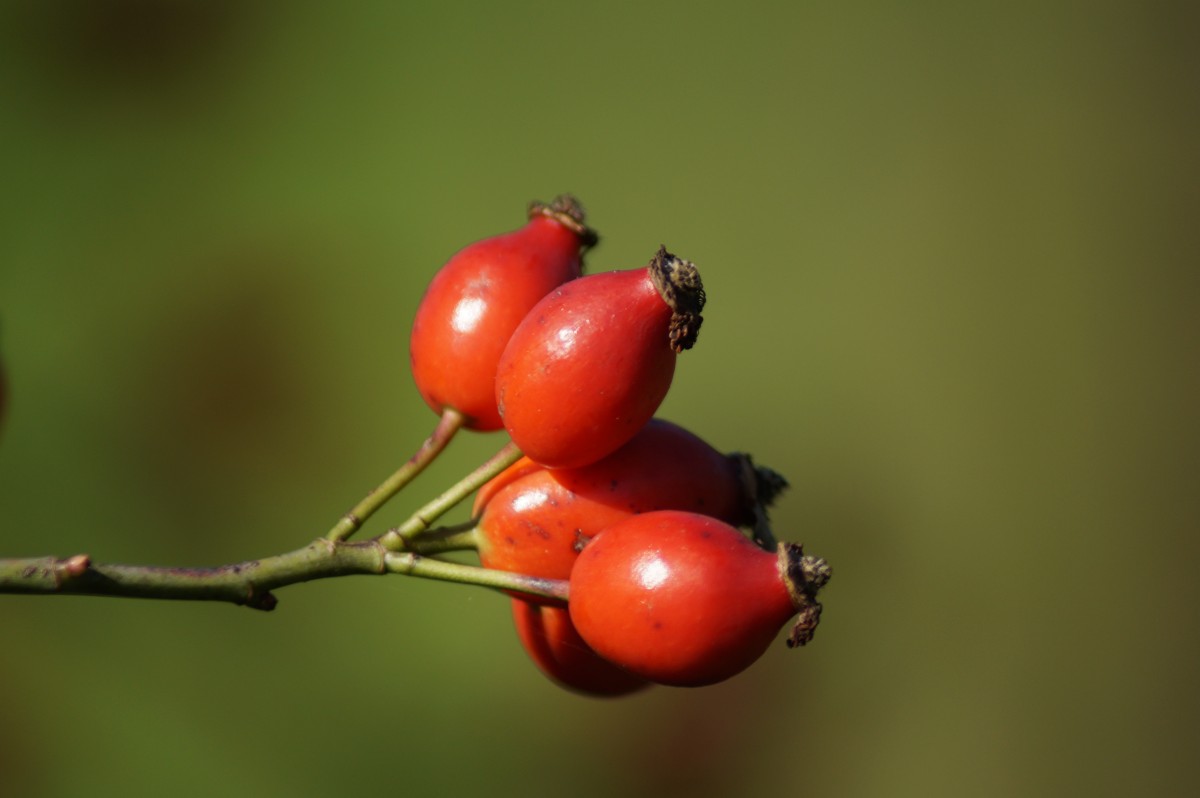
[568,510,831,687]
[472,419,783,600]
[495,246,705,467]
[410,196,597,430]
[510,599,648,697]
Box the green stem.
[378,442,521,550]
[0,540,388,611]
[326,408,465,542]
[409,525,481,555]
[385,552,568,601]
[0,533,563,610]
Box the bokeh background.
[1,1,1196,796]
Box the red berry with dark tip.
[510,599,648,697]
[473,419,778,601]
[409,196,597,430]
[568,510,831,687]
[495,246,705,467]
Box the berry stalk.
[377,442,522,550]
[385,553,568,601]
[326,408,465,542]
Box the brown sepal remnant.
[647,245,706,352]
[528,194,600,251]
[777,541,832,648]
[788,603,823,648]
[732,453,791,550]
[752,463,790,508]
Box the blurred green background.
[1,1,1196,796]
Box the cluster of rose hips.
[408,195,831,695]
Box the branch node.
[62,554,92,579]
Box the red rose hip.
[473,419,784,600]
[511,599,648,697]
[568,510,831,687]
[409,196,597,430]
[495,246,705,468]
